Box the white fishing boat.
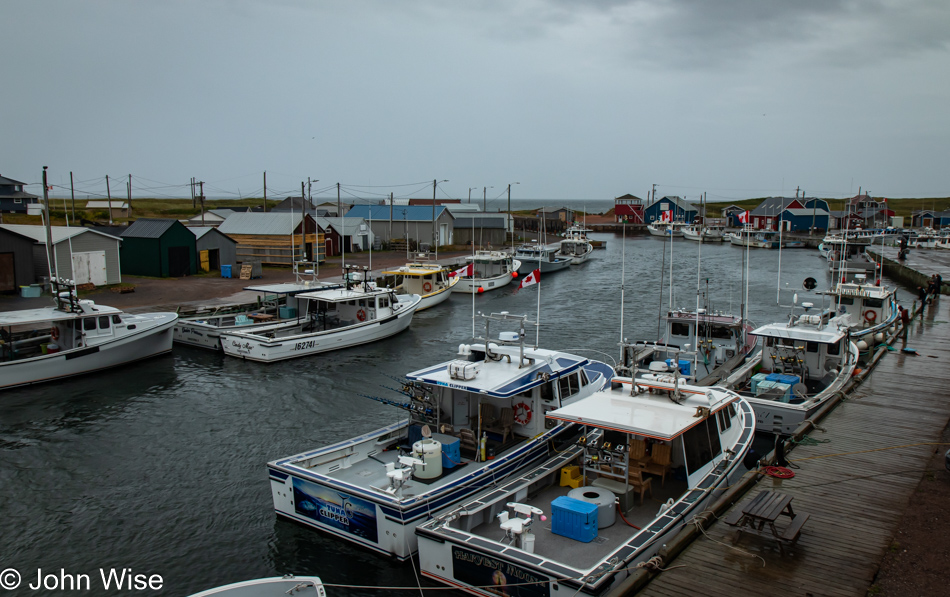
[451,251,521,294]
[555,225,594,264]
[646,220,688,237]
[219,266,420,362]
[514,243,572,274]
[729,229,780,249]
[725,301,858,435]
[187,576,326,596]
[0,282,177,390]
[682,224,725,242]
[174,263,334,350]
[416,375,754,596]
[267,312,615,560]
[619,308,758,386]
[824,271,899,340]
[381,257,459,311]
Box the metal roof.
[217,212,306,235]
[315,216,371,236]
[345,204,448,222]
[121,218,180,239]
[85,200,128,209]
[0,175,28,186]
[189,226,235,242]
[648,196,698,212]
[0,224,121,244]
[783,208,830,217]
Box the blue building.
[0,174,39,213]
[778,207,830,232]
[912,210,950,229]
[643,196,698,224]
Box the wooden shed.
[0,227,36,292]
[190,227,238,272]
[120,219,197,277]
[0,224,123,286]
[217,212,324,265]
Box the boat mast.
[42,166,57,297]
[620,221,626,347]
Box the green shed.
[120,218,197,277]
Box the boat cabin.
[465,250,515,279]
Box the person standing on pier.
[918,286,928,317]
[900,305,910,339]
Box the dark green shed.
[120,219,197,277]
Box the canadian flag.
[517,268,540,291]
[449,262,474,278]
[660,210,673,223]
[738,210,750,224]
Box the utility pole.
[127,174,132,217]
[389,192,393,243]
[43,166,56,280]
[191,177,196,208]
[432,179,437,253]
[199,181,205,226]
[302,181,307,259]
[337,183,341,221]
[69,171,75,221]
[652,183,657,205]
[263,171,267,212]
[483,187,487,212]
[105,174,113,224]
[307,177,312,203]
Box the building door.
[439,223,448,246]
[0,253,15,292]
[168,246,191,277]
[208,249,220,270]
[71,251,108,286]
[199,250,210,272]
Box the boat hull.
[0,314,177,390]
[515,257,572,274]
[174,318,300,350]
[415,277,458,311]
[452,272,516,294]
[219,304,418,362]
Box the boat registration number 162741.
[294,340,317,351]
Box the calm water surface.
[0,235,913,596]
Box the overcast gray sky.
[4,0,949,203]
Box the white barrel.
[568,486,616,528]
[412,439,443,479]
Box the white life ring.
[864,310,876,323]
[513,402,532,426]
[423,281,433,293]
[356,309,366,322]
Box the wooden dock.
[634,280,950,595]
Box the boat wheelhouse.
[646,220,688,238]
[451,251,521,294]
[514,243,571,275]
[729,229,780,249]
[219,266,420,362]
[725,304,858,435]
[381,258,459,311]
[187,576,327,597]
[0,286,176,390]
[682,224,725,242]
[555,225,594,264]
[619,308,758,386]
[825,271,898,340]
[416,376,754,596]
[267,312,614,559]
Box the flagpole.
[472,239,476,338]
[620,221,626,345]
[535,269,541,348]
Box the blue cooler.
[221,265,232,278]
[551,496,598,542]
[665,359,691,376]
[440,436,460,469]
[766,373,801,386]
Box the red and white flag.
[738,210,750,224]
[517,268,540,291]
[449,262,474,278]
[661,210,673,223]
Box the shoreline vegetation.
[5,196,949,228]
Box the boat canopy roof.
[465,251,511,263]
[294,286,392,303]
[751,318,847,344]
[243,281,327,294]
[381,263,447,276]
[406,343,592,399]
[0,303,121,326]
[546,379,737,441]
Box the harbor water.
[0,235,914,596]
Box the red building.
[614,194,644,223]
